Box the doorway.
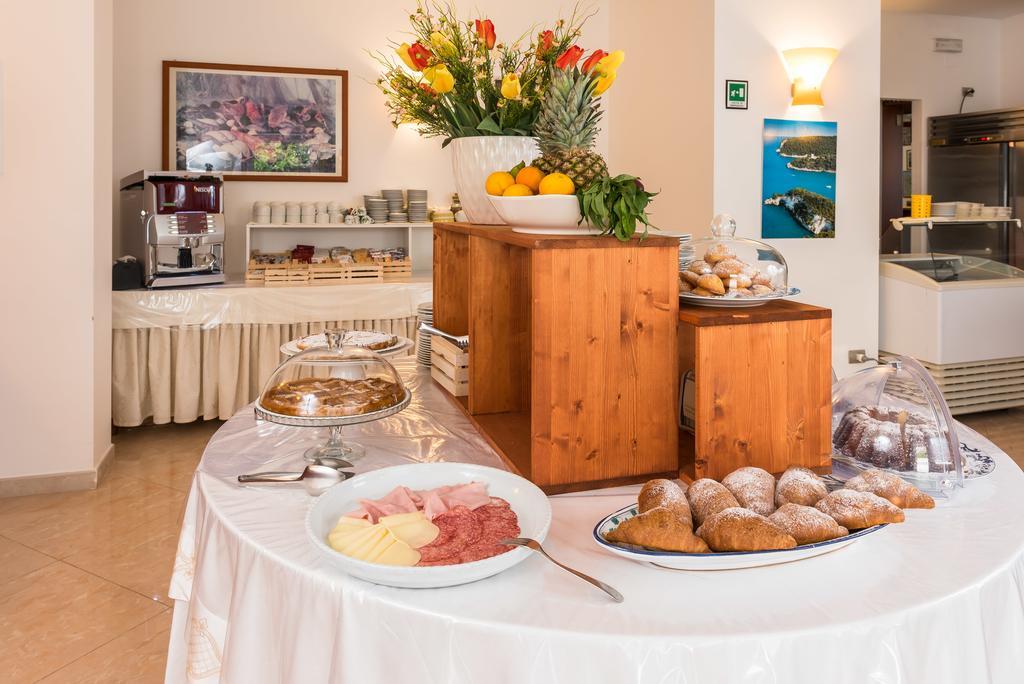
[879,100,913,254]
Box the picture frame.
[162,61,348,182]
[761,118,837,239]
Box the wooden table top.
[433,222,678,250]
[679,299,831,326]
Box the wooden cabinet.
[678,300,832,481]
[433,223,680,493]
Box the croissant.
[815,489,905,529]
[605,507,709,553]
[687,479,740,527]
[775,466,829,508]
[722,466,776,516]
[638,479,692,529]
[696,507,796,552]
[768,503,849,545]
[844,469,935,509]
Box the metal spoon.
[418,323,469,350]
[501,537,624,603]
[237,464,349,496]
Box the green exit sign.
[725,79,748,109]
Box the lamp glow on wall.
[782,47,838,107]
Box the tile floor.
[0,408,1021,681]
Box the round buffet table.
[166,361,1024,683]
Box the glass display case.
[256,329,411,462]
[881,252,1024,283]
[831,355,962,496]
[679,214,796,307]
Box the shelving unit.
[889,217,1021,231]
[245,222,435,276]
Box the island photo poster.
[761,118,837,239]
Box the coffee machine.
[118,170,226,288]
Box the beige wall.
[0,0,112,479]
[1002,12,1024,107]
[112,0,610,277]
[95,0,114,467]
[714,0,882,376]
[607,0,714,235]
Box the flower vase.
[450,136,539,224]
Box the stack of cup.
[315,201,330,224]
[285,202,301,224]
[300,202,317,224]
[270,202,286,224]
[252,201,270,223]
[327,201,343,223]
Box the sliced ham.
[347,482,492,522]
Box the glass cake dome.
[831,355,962,496]
[255,329,410,462]
[679,214,792,305]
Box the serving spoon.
[502,537,624,603]
[237,464,349,496]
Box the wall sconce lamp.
[782,47,838,107]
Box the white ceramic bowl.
[307,462,551,588]
[488,194,598,234]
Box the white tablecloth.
[166,361,1024,683]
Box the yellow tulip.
[500,73,521,100]
[425,64,455,94]
[593,70,616,96]
[430,31,454,54]
[396,43,418,71]
[594,49,625,75]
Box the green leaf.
[476,115,503,135]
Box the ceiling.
[882,0,1024,18]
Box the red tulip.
[537,29,554,57]
[555,45,585,70]
[408,41,433,70]
[418,82,437,96]
[475,19,496,50]
[581,49,607,74]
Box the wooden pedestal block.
[433,223,680,494]
[678,300,832,481]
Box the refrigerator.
[927,107,1024,267]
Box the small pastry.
[752,273,773,287]
[722,466,776,516]
[712,258,746,278]
[704,243,736,265]
[605,507,710,553]
[697,274,726,296]
[750,284,774,296]
[639,479,692,528]
[844,469,935,509]
[775,466,828,508]
[815,489,905,529]
[680,279,694,292]
[687,259,713,275]
[732,287,753,297]
[681,270,701,286]
[768,503,849,545]
[692,287,713,297]
[687,479,740,527]
[696,507,796,552]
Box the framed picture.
[761,118,837,239]
[163,61,348,182]
[725,79,748,110]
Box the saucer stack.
[383,189,406,223]
[366,197,388,223]
[407,190,428,223]
[252,201,270,223]
[416,302,433,367]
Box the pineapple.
[533,68,609,190]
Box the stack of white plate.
[981,205,1013,219]
[416,302,433,367]
[252,201,270,223]
[954,201,982,219]
[383,189,405,221]
[408,201,428,223]
[389,211,409,222]
[676,234,694,271]
[366,198,388,223]
[931,202,957,218]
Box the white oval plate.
[593,504,886,571]
[281,334,412,358]
[679,287,801,308]
[307,462,551,588]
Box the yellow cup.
[911,194,932,218]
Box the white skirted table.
[166,361,1024,683]
[112,279,432,427]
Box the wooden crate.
[678,300,832,481]
[431,335,469,397]
[245,268,266,283]
[341,263,383,281]
[381,259,413,281]
[309,262,348,283]
[264,265,310,286]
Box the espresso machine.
[118,170,226,288]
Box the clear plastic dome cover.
[679,214,789,300]
[832,355,963,495]
[257,330,408,422]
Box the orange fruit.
[485,171,515,196]
[502,183,534,197]
[515,166,544,193]
[538,172,575,195]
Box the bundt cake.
[832,405,947,472]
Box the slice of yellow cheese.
[379,512,440,549]
[375,538,421,566]
[327,516,423,566]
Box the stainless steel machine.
[118,170,226,288]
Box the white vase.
[450,136,539,224]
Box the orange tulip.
[581,49,607,74]
[475,19,496,50]
[555,45,585,70]
[407,42,433,70]
[536,29,554,58]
